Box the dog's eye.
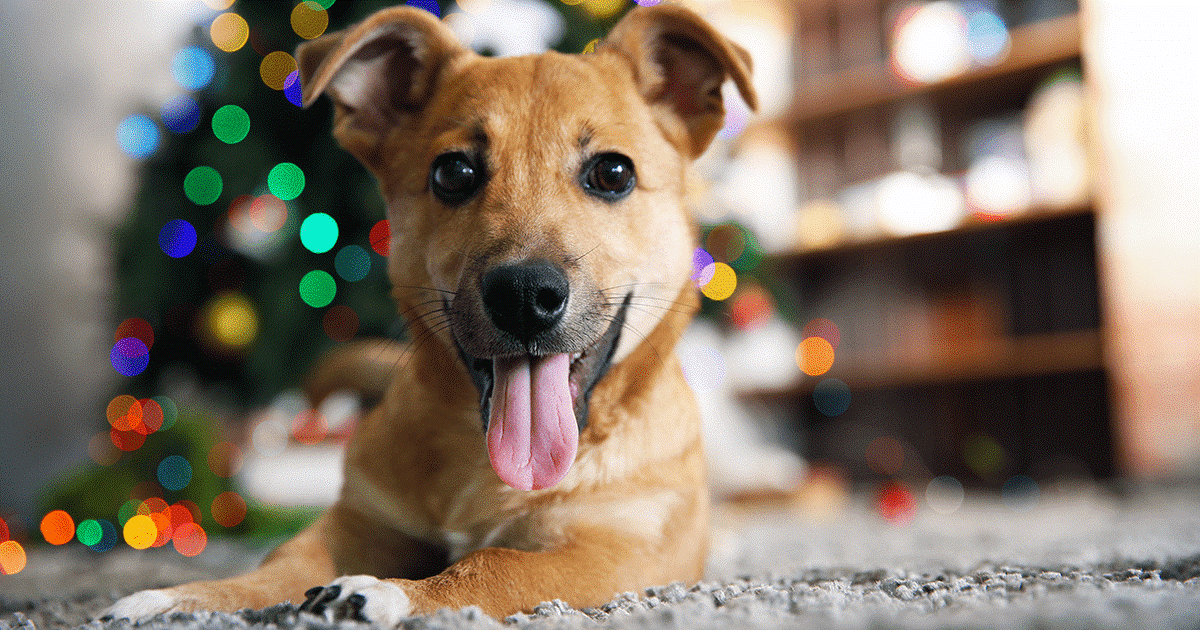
[582,153,636,201]
[430,152,481,205]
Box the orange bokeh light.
[40,510,75,545]
[797,337,836,377]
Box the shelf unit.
[746,0,1114,486]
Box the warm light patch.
[796,337,835,377]
[40,510,75,545]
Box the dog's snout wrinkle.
[481,261,569,345]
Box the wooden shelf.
[788,12,1082,125]
[740,328,1105,401]
[770,202,1094,263]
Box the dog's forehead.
[431,52,648,144]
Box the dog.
[105,3,755,624]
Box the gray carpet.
[4,486,1200,630]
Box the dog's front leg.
[300,527,656,624]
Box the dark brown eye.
[582,153,635,201]
[430,152,481,205]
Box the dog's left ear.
[602,4,758,158]
[296,7,467,169]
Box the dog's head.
[297,4,755,491]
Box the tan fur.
[106,3,754,622]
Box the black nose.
[481,260,569,344]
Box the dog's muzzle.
[450,260,629,491]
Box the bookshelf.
[742,0,1115,486]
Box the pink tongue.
[487,353,578,490]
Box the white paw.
[102,589,180,623]
[299,575,412,628]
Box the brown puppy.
[105,3,755,624]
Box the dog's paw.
[101,589,181,623]
[299,575,412,627]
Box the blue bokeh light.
[116,115,159,159]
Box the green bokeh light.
[76,519,102,546]
[300,212,338,254]
[299,270,337,308]
[183,166,222,205]
[212,104,250,144]
[268,162,305,201]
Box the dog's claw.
[299,584,341,615]
[297,576,411,627]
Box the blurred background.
[0,0,1197,576]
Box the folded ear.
[602,4,758,158]
[295,7,467,168]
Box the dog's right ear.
[296,7,466,168]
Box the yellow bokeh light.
[123,514,158,550]
[260,51,298,91]
[202,0,236,10]
[206,293,258,351]
[700,262,737,301]
[291,1,329,40]
[0,540,26,575]
[796,337,835,377]
[210,12,249,53]
[582,0,626,19]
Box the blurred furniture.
[743,0,1120,486]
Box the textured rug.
[4,486,1200,630]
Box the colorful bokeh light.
[157,455,193,491]
[0,540,26,575]
[700,262,737,301]
[111,337,150,377]
[76,519,101,546]
[203,292,258,352]
[173,47,215,91]
[813,378,851,416]
[162,95,202,134]
[40,510,76,545]
[268,162,305,200]
[117,115,159,159]
[260,51,298,91]
[212,104,250,144]
[284,71,303,107]
[335,245,370,281]
[159,219,198,258]
[796,336,835,377]
[173,522,207,557]
[211,491,248,528]
[299,270,337,308]
[123,514,157,550]
[115,317,155,349]
[184,166,223,206]
[691,248,715,287]
[300,212,338,254]
[291,2,330,39]
[111,428,147,452]
[728,283,774,331]
[210,12,250,52]
[250,194,288,232]
[323,304,360,342]
[876,481,916,524]
[802,317,841,350]
[369,219,391,256]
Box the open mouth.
[454,293,630,490]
